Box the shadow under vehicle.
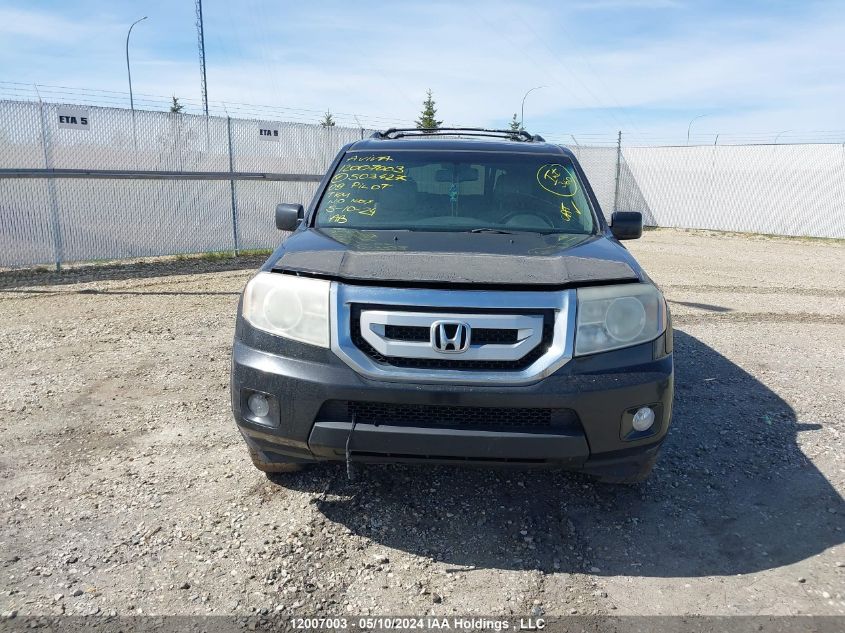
[271,329,843,578]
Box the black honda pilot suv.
[231,128,673,483]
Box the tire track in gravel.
[663,284,843,297]
[673,312,845,325]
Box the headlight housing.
[242,272,330,348]
[575,283,666,356]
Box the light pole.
[774,130,791,144]
[520,85,546,131]
[126,16,147,113]
[686,114,708,145]
[126,16,147,158]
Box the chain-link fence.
[620,144,845,237]
[0,100,369,267]
[571,142,845,239]
[1,99,843,268]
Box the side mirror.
[275,203,304,231]
[610,211,643,240]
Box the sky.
[1,0,844,145]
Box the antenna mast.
[195,0,209,116]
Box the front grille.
[326,401,580,432]
[384,324,519,345]
[352,305,554,371]
[384,324,429,341]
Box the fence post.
[227,116,240,256]
[613,130,622,214]
[38,100,64,271]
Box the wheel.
[248,447,304,474]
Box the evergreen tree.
[169,96,185,114]
[509,113,522,132]
[320,110,336,127]
[415,89,442,131]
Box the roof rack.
[371,127,546,142]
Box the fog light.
[247,393,270,417]
[632,406,655,432]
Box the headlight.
[575,283,666,356]
[242,272,330,348]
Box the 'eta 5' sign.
[57,108,90,130]
[259,127,280,141]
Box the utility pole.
[196,0,209,116]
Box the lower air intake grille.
[343,401,580,431]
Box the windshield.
[313,150,597,234]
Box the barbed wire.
[0,81,415,129]
[3,81,844,146]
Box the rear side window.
[314,150,596,235]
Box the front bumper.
[231,317,674,475]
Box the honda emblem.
[431,321,471,354]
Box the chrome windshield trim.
[330,284,575,385]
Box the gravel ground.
[0,228,843,620]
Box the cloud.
[0,6,119,43]
[1,0,843,142]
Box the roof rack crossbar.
[390,131,532,141]
[371,127,545,142]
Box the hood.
[269,228,641,286]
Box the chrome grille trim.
[330,284,576,385]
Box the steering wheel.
[498,210,556,229]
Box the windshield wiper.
[468,228,517,234]
[467,227,554,235]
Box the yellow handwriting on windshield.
[560,201,582,222]
[325,194,376,219]
[345,155,394,162]
[352,198,376,216]
[326,155,412,224]
[338,162,408,186]
[560,203,572,222]
[340,164,405,173]
[352,182,392,190]
[536,163,578,198]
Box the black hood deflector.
[270,229,639,287]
